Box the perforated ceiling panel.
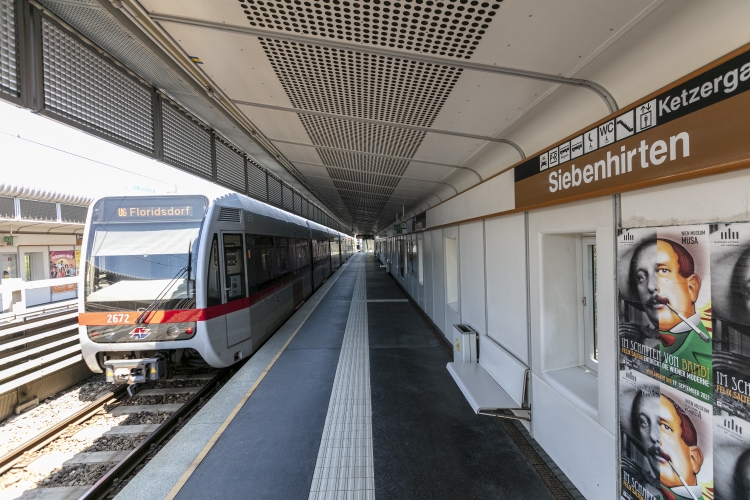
[0,0,18,99]
[240,0,501,59]
[260,38,462,229]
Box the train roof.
[213,192,309,230]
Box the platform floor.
[117,253,572,500]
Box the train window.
[275,238,290,275]
[207,236,222,307]
[222,234,246,302]
[296,239,310,270]
[246,235,274,293]
[581,236,598,372]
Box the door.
[222,233,251,347]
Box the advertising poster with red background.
[49,250,77,294]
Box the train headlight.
[166,325,180,338]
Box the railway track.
[0,369,232,499]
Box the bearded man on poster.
[628,238,712,399]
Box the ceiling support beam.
[271,139,483,181]
[316,185,432,203]
[233,100,526,159]
[303,174,443,202]
[149,13,619,113]
[292,161,459,195]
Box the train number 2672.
[106,314,131,324]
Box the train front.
[78,195,208,384]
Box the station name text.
[549,132,690,193]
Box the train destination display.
[618,222,750,500]
[92,196,208,223]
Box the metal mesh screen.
[294,192,302,214]
[247,162,267,201]
[59,204,88,223]
[282,184,294,212]
[268,176,282,207]
[0,196,14,218]
[161,100,212,178]
[300,199,308,218]
[215,138,245,192]
[19,199,56,221]
[41,18,153,153]
[0,0,18,99]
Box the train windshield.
[84,196,207,313]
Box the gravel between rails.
[0,366,221,496]
[0,375,108,457]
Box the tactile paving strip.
[309,261,375,500]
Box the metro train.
[77,193,354,384]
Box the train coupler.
[104,357,166,385]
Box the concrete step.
[109,403,183,415]
[137,387,200,396]
[71,424,160,440]
[63,450,129,465]
[170,374,214,380]
[6,486,92,500]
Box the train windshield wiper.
[136,240,193,324]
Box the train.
[77,193,354,384]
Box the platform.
[117,253,574,500]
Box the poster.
[711,223,750,499]
[619,225,714,500]
[49,250,77,294]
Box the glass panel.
[592,244,598,361]
[223,234,246,302]
[207,236,221,307]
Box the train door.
[222,233,250,347]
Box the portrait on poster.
[620,369,713,500]
[618,225,712,403]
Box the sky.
[0,100,231,201]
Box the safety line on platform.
[309,261,375,499]
[163,257,356,500]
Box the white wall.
[423,233,433,317]
[485,213,529,363]
[527,196,617,499]
[622,168,750,227]
[431,229,446,335]
[458,221,486,335]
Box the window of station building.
[445,237,459,311]
[410,239,419,280]
[581,235,598,372]
[418,238,424,285]
[399,239,406,278]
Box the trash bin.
[453,324,477,363]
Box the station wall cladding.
[399,39,750,500]
[517,44,750,500]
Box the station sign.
[514,44,750,209]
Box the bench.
[447,334,531,421]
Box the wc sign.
[598,119,615,147]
